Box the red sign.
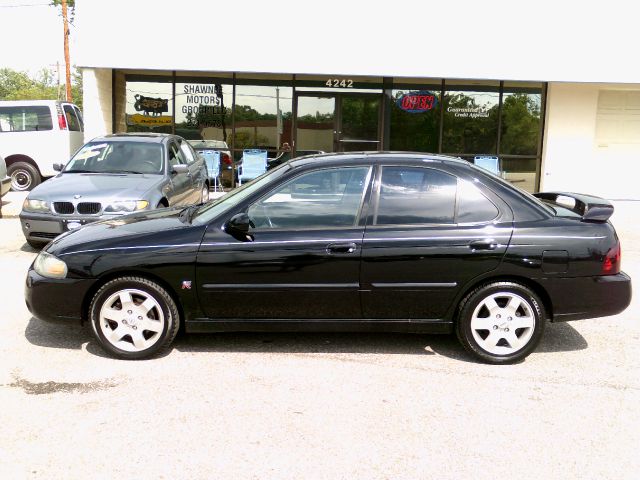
[397,91,438,113]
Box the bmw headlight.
[103,200,149,213]
[23,199,51,213]
[33,251,68,279]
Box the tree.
[0,67,83,110]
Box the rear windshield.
[0,106,53,132]
[64,141,164,174]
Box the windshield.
[64,141,164,174]
[192,164,290,225]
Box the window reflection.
[233,85,293,154]
[376,167,457,225]
[500,91,541,156]
[175,82,232,142]
[390,88,440,152]
[248,167,369,229]
[442,89,499,154]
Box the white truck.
[0,100,84,191]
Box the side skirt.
[185,319,453,334]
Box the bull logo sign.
[129,94,172,127]
[134,94,169,116]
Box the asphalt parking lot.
[0,201,638,479]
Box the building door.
[294,93,381,155]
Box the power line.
[0,3,51,7]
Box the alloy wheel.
[470,292,535,355]
[98,288,165,353]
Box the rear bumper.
[25,268,96,324]
[542,272,632,322]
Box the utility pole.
[61,0,72,102]
[56,62,61,101]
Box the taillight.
[221,153,232,165]
[58,113,68,130]
[602,243,621,275]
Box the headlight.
[103,200,149,213]
[33,251,68,279]
[23,199,51,213]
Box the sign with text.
[182,83,227,128]
[396,91,438,113]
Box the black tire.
[8,162,41,192]
[89,276,180,360]
[26,238,47,249]
[456,281,546,364]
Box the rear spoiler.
[533,192,614,222]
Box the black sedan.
[25,153,631,363]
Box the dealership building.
[75,0,639,199]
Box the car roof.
[90,133,176,144]
[288,151,470,168]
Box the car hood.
[28,173,164,201]
[46,207,207,257]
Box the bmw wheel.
[89,276,180,359]
[456,282,546,364]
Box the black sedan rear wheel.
[89,276,180,359]
[456,282,546,364]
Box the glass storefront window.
[233,84,293,154]
[390,87,441,152]
[175,81,232,143]
[125,80,173,133]
[114,72,545,193]
[500,87,542,156]
[442,83,500,155]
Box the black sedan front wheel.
[89,277,180,359]
[456,282,546,364]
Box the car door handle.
[469,239,497,251]
[326,242,358,254]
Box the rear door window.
[63,105,82,132]
[0,106,53,132]
[73,106,84,131]
[375,166,457,225]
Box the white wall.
[541,83,640,200]
[82,68,113,141]
[75,0,637,83]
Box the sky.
[0,0,77,74]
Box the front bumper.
[25,268,97,324]
[542,272,632,322]
[20,211,116,243]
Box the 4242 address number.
[325,79,354,88]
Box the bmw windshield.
[64,141,164,175]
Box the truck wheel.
[8,162,41,191]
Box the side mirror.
[225,212,251,233]
[53,163,64,172]
[172,164,189,175]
